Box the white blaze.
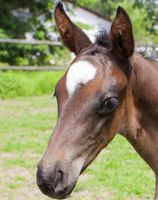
[66,60,96,97]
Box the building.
[62,0,111,42]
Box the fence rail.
[136,44,158,48]
[0,38,62,45]
[0,38,64,71]
[0,38,158,71]
[0,66,65,71]
[0,38,158,48]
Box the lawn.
[0,71,64,99]
[0,95,155,200]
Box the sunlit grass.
[0,71,64,99]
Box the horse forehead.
[66,60,97,97]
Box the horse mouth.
[51,182,76,199]
[37,179,77,199]
[57,170,84,199]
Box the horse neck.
[121,52,158,173]
[132,53,158,104]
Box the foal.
[37,3,158,199]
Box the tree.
[0,0,70,66]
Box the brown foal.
[37,3,158,199]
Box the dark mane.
[95,30,111,49]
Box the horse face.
[37,3,134,199]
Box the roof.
[62,0,111,22]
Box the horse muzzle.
[36,159,82,199]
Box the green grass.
[0,71,64,99]
[0,95,155,200]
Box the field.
[0,95,155,200]
[0,71,64,99]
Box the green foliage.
[75,22,93,30]
[0,0,55,38]
[0,71,64,99]
[0,43,71,66]
[133,0,157,34]
[77,0,114,16]
[0,0,72,66]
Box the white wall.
[63,2,111,42]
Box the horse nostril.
[53,169,64,187]
[57,170,63,181]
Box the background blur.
[0,0,157,200]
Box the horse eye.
[103,97,118,113]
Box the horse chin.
[47,181,77,199]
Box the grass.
[0,71,64,99]
[0,95,155,200]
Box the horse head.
[37,3,134,199]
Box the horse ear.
[54,2,92,55]
[110,6,134,59]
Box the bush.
[0,43,71,67]
[0,71,64,99]
[0,1,72,67]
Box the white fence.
[0,39,158,71]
